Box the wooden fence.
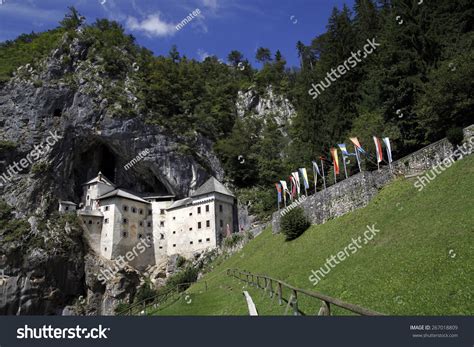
[117,281,207,316]
[227,269,384,316]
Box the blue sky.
[0,0,354,67]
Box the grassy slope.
[153,155,474,316]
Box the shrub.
[134,279,157,304]
[446,127,464,147]
[223,233,244,248]
[114,302,131,315]
[176,255,186,269]
[280,207,310,241]
[31,162,49,175]
[165,266,199,292]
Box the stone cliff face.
[0,32,225,315]
[235,86,295,135]
[0,31,296,315]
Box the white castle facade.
[60,172,237,269]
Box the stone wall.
[272,125,474,233]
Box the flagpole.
[355,146,362,172]
[342,155,348,179]
[321,159,326,189]
[333,166,337,184]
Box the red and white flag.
[373,136,383,163]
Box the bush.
[280,207,310,241]
[134,280,157,304]
[176,255,187,269]
[31,161,49,175]
[446,127,464,147]
[223,233,244,248]
[165,266,199,292]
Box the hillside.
[153,155,474,315]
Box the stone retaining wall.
[272,125,474,233]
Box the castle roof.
[82,172,115,186]
[167,197,193,210]
[191,177,234,198]
[60,201,77,205]
[98,189,150,204]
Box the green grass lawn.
[152,155,474,316]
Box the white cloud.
[126,13,176,37]
[202,0,218,10]
[197,49,211,61]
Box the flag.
[330,147,340,175]
[280,180,288,203]
[382,137,393,163]
[289,175,296,198]
[275,183,282,203]
[349,137,366,154]
[338,143,354,156]
[312,161,321,176]
[299,168,310,190]
[373,136,383,163]
[291,171,301,196]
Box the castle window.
[139,221,143,227]
[122,232,128,238]
[197,206,201,214]
[138,234,143,239]
[97,221,100,224]
[123,218,128,224]
[139,209,143,215]
[132,207,137,213]
[87,195,90,200]
[189,212,192,216]
[88,185,91,190]
[160,221,164,227]
[173,231,176,234]
[104,247,107,251]
[189,227,193,231]
[220,220,223,227]
[147,233,152,240]
[160,209,165,215]
[88,220,92,224]
[105,206,109,211]
[173,244,176,247]
[206,220,210,228]
[219,204,223,212]
[159,246,163,249]
[147,222,151,227]
[173,216,176,220]
[65,206,69,211]
[198,239,202,243]
[104,218,109,224]
[205,205,209,212]
[160,233,164,239]
[123,205,128,211]
[198,222,202,229]
[190,241,193,244]
[206,238,210,242]
[148,209,152,215]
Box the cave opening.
[72,140,172,201]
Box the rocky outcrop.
[236,86,295,134]
[0,31,227,315]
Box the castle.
[59,172,237,270]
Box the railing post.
[256,276,259,288]
[292,290,298,316]
[278,282,282,305]
[268,279,273,298]
[264,278,268,292]
[318,301,331,316]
